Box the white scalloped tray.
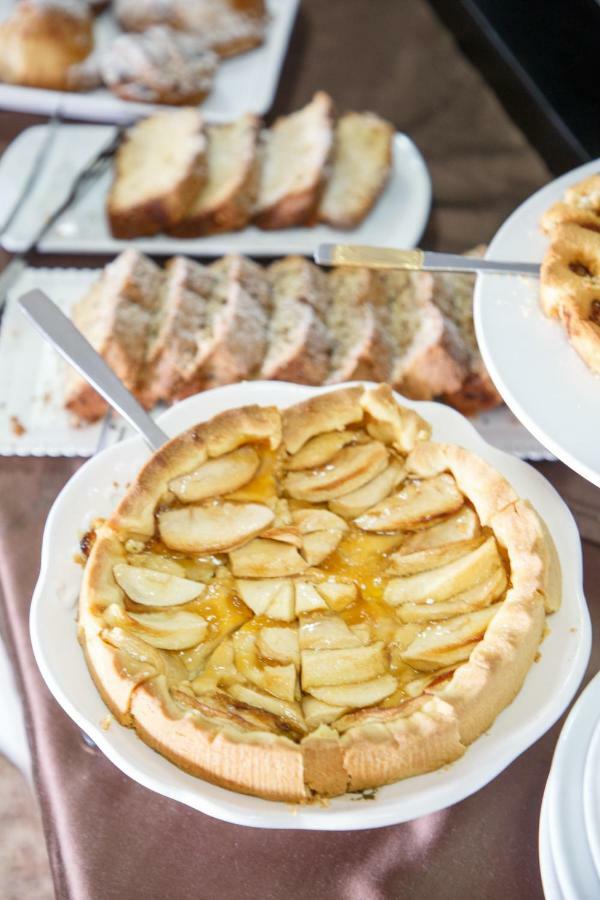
[29,381,590,829]
[0,266,554,458]
[0,0,299,123]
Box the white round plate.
[546,672,600,899]
[475,159,600,486]
[583,715,600,881]
[30,382,590,830]
[539,776,564,900]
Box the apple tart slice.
[78,385,560,802]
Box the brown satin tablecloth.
[1,2,599,897]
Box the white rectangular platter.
[0,125,432,257]
[0,266,554,459]
[0,0,299,123]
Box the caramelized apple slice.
[295,581,328,613]
[127,610,208,650]
[301,642,386,689]
[236,578,294,618]
[292,508,348,534]
[302,696,348,728]
[403,666,458,698]
[159,503,274,554]
[396,567,508,623]
[286,432,357,470]
[329,460,406,518]
[113,563,206,607]
[168,446,260,501]
[400,604,500,670]
[257,626,300,666]
[191,639,244,694]
[302,531,345,566]
[299,613,363,650]
[387,536,485,576]
[233,629,297,701]
[261,664,298,703]
[308,674,398,708]
[384,537,502,606]
[284,442,388,501]
[315,580,358,611]
[228,684,307,734]
[355,474,464,532]
[229,539,307,578]
[400,506,480,552]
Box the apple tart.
[78,385,560,801]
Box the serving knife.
[314,244,540,276]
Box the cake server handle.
[19,289,167,452]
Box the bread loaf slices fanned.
[430,249,502,414]
[107,109,207,239]
[65,250,164,422]
[380,270,467,400]
[319,112,394,229]
[261,257,330,384]
[326,267,393,383]
[141,256,214,405]
[253,92,334,230]
[171,254,270,399]
[169,113,260,237]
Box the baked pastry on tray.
[79,385,560,801]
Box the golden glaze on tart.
[78,385,561,801]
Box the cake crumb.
[101,714,113,731]
[10,415,26,436]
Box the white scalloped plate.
[30,381,590,830]
[475,159,600,487]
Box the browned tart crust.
[79,385,560,802]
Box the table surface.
[0,2,598,898]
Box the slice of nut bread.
[171,254,270,399]
[65,249,164,421]
[107,109,207,239]
[319,112,394,229]
[379,270,467,400]
[326,267,393,383]
[253,92,334,230]
[430,247,502,414]
[170,113,260,237]
[261,257,330,384]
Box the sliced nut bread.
[261,257,330,384]
[380,270,467,401]
[171,254,270,399]
[430,248,502,414]
[65,250,164,422]
[169,113,260,237]
[319,112,394,229]
[253,92,334,230]
[141,256,215,405]
[107,109,207,239]
[326,267,393,383]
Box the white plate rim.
[474,159,600,487]
[583,715,600,881]
[546,671,600,899]
[539,774,565,900]
[29,381,591,830]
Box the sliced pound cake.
[171,254,270,399]
[141,256,215,405]
[253,92,334,230]
[261,257,330,383]
[430,248,502,414]
[65,250,164,422]
[319,112,394,229]
[107,109,207,239]
[326,267,393,383]
[380,270,467,400]
[170,113,260,237]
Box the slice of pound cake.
[107,109,207,239]
[65,250,164,422]
[319,112,394,229]
[261,257,330,384]
[253,92,334,230]
[170,113,260,237]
